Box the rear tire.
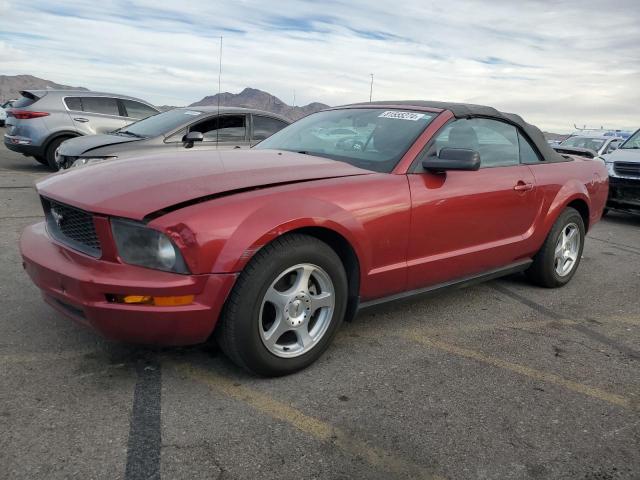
[45,137,70,171]
[525,207,585,288]
[215,234,348,376]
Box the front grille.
[42,197,102,257]
[614,162,640,178]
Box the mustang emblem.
[50,208,64,227]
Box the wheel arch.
[566,198,590,231]
[43,130,81,154]
[282,226,361,322]
[544,180,591,234]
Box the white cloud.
[1,0,638,131]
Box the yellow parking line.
[404,331,634,409]
[176,363,444,480]
[601,315,640,327]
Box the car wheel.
[34,155,48,166]
[526,207,585,288]
[216,233,348,376]
[45,137,70,171]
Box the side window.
[518,131,542,164]
[80,97,119,116]
[431,118,520,168]
[122,100,158,120]
[165,127,187,143]
[606,139,621,154]
[64,97,83,111]
[252,116,288,141]
[190,115,247,142]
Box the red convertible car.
[20,101,608,376]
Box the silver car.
[559,135,624,157]
[601,128,640,215]
[4,90,159,169]
[56,106,290,169]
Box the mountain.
[190,87,329,121]
[0,74,88,102]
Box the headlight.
[111,218,189,273]
[71,157,114,168]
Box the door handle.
[514,181,533,192]
[74,117,89,123]
[233,145,241,149]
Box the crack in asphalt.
[588,236,640,256]
[491,283,640,361]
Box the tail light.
[7,110,50,120]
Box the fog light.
[122,295,153,304]
[108,294,195,306]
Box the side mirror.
[183,131,204,148]
[609,144,619,152]
[422,148,481,172]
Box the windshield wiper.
[118,130,145,138]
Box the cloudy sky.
[1,0,638,131]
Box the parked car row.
[3,89,291,171]
[19,99,611,375]
[3,90,161,169]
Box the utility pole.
[293,90,296,107]
[216,35,223,147]
[369,73,374,102]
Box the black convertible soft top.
[343,100,567,163]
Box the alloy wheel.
[259,263,335,358]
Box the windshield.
[116,108,203,138]
[561,136,605,151]
[620,129,640,149]
[255,108,436,172]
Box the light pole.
[369,73,374,102]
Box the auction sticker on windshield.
[378,111,426,121]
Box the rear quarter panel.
[523,157,608,256]
[151,174,412,300]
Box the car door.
[406,117,542,289]
[250,115,289,146]
[187,114,250,150]
[66,96,127,135]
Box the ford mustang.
[20,101,609,376]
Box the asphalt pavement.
[0,133,638,479]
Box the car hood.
[57,133,141,156]
[36,149,373,220]
[603,148,640,163]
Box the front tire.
[526,207,585,288]
[216,234,348,376]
